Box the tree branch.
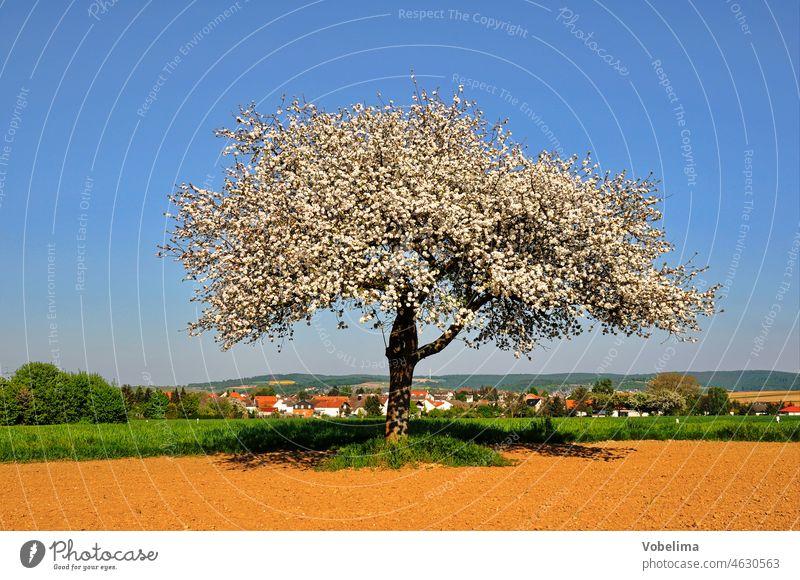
[412,294,491,362]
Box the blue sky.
[0,0,797,386]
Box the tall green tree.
[570,386,591,416]
[86,374,127,423]
[701,387,729,415]
[645,390,685,415]
[364,395,383,417]
[628,391,650,414]
[144,391,169,419]
[544,395,567,417]
[12,362,64,424]
[0,377,21,425]
[179,392,202,419]
[647,373,701,414]
[60,372,92,422]
[592,378,614,396]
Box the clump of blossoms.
[161,84,719,438]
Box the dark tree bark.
[384,295,491,439]
[385,307,417,440]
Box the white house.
[456,389,475,403]
[274,398,294,414]
[615,409,649,417]
[424,399,453,412]
[524,394,544,412]
[311,397,351,417]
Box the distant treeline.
[120,386,247,420]
[186,373,383,392]
[186,370,800,393]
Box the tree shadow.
[217,442,633,471]
[219,450,329,471]
[506,443,635,461]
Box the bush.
[14,362,64,424]
[0,378,21,426]
[0,364,127,425]
[86,376,127,424]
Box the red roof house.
[311,396,351,417]
[254,395,278,409]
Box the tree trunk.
[385,308,417,440]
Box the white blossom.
[161,86,719,360]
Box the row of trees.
[557,373,729,417]
[0,363,252,426]
[0,362,126,425]
[429,374,733,419]
[120,386,247,420]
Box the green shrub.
[319,435,512,470]
[0,364,127,426]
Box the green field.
[0,415,798,464]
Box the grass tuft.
[318,435,513,471]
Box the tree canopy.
[647,372,702,401]
[163,86,717,354]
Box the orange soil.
[1,441,798,531]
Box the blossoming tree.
[162,86,718,439]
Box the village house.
[778,404,800,416]
[254,395,278,417]
[274,397,295,414]
[410,390,433,402]
[311,396,352,417]
[349,393,388,416]
[225,390,258,414]
[423,399,453,412]
[565,399,591,417]
[456,388,475,403]
[615,409,647,417]
[348,392,367,415]
[292,400,314,417]
[225,390,248,402]
[524,393,544,412]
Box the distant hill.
[186,373,388,393]
[186,370,799,393]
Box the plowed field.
[2,441,797,530]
